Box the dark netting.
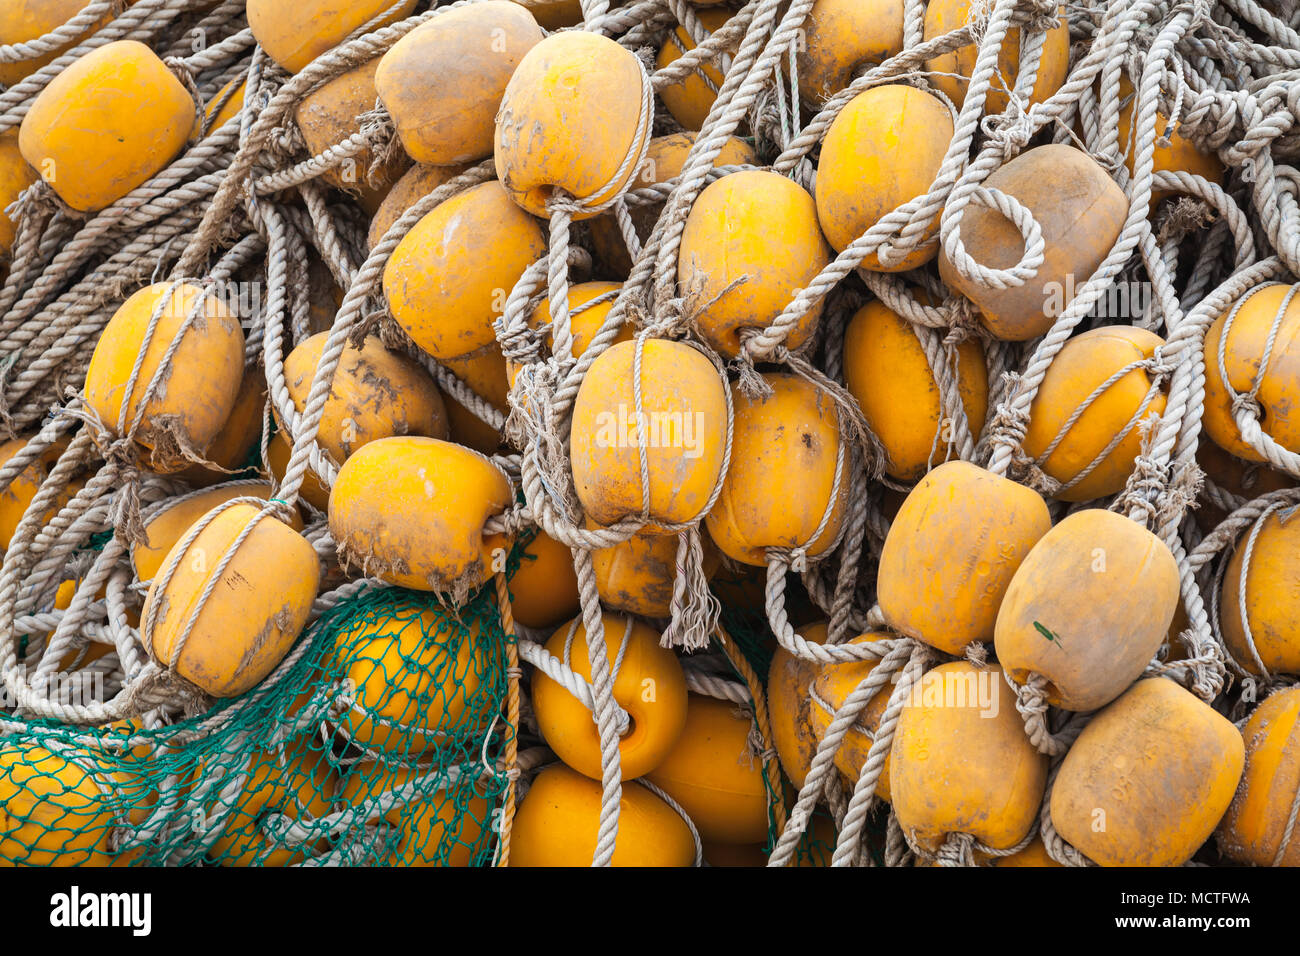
[0,582,513,866]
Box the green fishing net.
[0,583,513,867]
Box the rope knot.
[13,178,61,222]
[935,831,977,867]
[545,191,584,217]
[641,294,695,340]
[989,398,1030,448]
[1230,389,1263,422]
[980,102,1035,161]
[1142,345,1177,380]
[943,297,982,344]
[358,101,402,189]
[495,310,545,368]
[264,497,297,525]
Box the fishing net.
[0,582,512,866]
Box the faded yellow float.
[890,662,1048,852]
[588,132,756,276]
[132,480,299,583]
[367,162,467,249]
[877,460,1051,654]
[815,84,954,271]
[923,0,1070,114]
[1203,283,1300,463]
[509,530,581,630]
[590,523,721,618]
[0,129,37,254]
[328,436,512,592]
[1220,504,1300,675]
[1052,678,1243,866]
[177,368,267,488]
[807,633,895,801]
[142,502,321,698]
[843,300,987,481]
[495,31,650,219]
[797,0,905,102]
[1022,326,1168,501]
[996,508,1180,711]
[278,332,448,469]
[655,9,733,131]
[331,603,495,755]
[83,282,245,474]
[377,2,544,165]
[511,764,696,866]
[1217,687,1300,867]
[19,40,195,212]
[294,57,409,201]
[938,145,1127,342]
[570,339,728,530]
[646,694,769,844]
[706,374,849,566]
[247,0,419,73]
[0,743,115,866]
[0,0,123,88]
[767,621,826,789]
[384,180,547,360]
[679,170,833,357]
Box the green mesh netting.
[0,583,513,867]
[715,592,773,682]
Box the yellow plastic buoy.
[706,374,848,566]
[1021,326,1169,501]
[495,31,651,219]
[247,0,419,74]
[646,694,769,844]
[890,662,1048,853]
[511,764,696,866]
[1220,505,1300,675]
[570,339,727,529]
[329,436,512,594]
[938,145,1127,342]
[877,460,1051,654]
[383,180,547,361]
[1217,687,1300,866]
[278,332,448,469]
[377,2,544,165]
[141,503,321,698]
[20,41,196,212]
[815,84,954,272]
[1203,283,1300,463]
[996,509,1180,711]
[1052,678,1244,866]
[678,170,833,357]
[843,300,987,481]
[83,282,245,474]
[923,0,1070,114]
[531,614,688,781]
[331,605,495,755]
